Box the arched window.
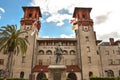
[38,50,44,55]
[89,71,93,77]
[46,50,52,55]
[20,71,24,78]
[105,70,114,77]
[63,50,68,55]
[67,72,77,80]
[109,70,114,77]
[36,72,46,80]
[70,50,75,55]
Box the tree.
[0,25,29,77]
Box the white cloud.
[0,8,5,13]
[97,32,120,41]
[46,14,71,26]
[0,7,5,20]
[60,33,75,38]
[30,0,120,40]
[41,36,50,38]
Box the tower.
[72,7,100,80]
[20,6,42,33]
[12,6,42,79]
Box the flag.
[70,18,78,24]
[72,24,78,30]
[31,29,36,36]
[31,20,38,36]
[32,20,38,27]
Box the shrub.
[0,78,4,80]
[66,78,71,80]
[41,78,48,80]
[6,78,25,80]
[116,76,120,80]
[90,77,115,80]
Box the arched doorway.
[20,71,24,78]
[89,71,93,77]
[36,72,46,80]
[67,72,77,80]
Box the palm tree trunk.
[6,51,14,78]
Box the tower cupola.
[73,7,93,26]
[20,6,42,31]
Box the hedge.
[90,77,115,80]
[66,78,71,80]
[41,78,48,80]
[0,78,4,80]
[90,76,120,80]
[6,78,25,80]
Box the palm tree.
[0,25,29,77]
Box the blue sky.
[0,0,120,41]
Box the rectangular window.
[113,50,115,54]
[0,59,4,65]
[22,56,26,63]
[85,36,89,42]
[116,59,120,64]
[108,59,113,65]
[87,46,90,52]
[105,50,109,55]
[97,51,99,55]
[116,50,120,55]
[88,56,91,63]
[39,59,43,65]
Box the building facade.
[0,6,120,80]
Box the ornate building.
[0,6,120,80]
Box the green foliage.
[0,24,29,77]
[66,78,71,80]
[90,76,115,80]
[116,76,120,80]
[0,24,29,55]
[6,78,25,80]
[41,78,48,80]
[0,78,4,80]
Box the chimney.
[109,38,114,45]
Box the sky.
[0,0,120,41]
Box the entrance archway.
[67,72,77,80]
[20,71,24,78]
[36,72,46,80]
[89,71,93,77]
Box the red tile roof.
[33,65,81,72]
[33,65,48,72]
[66,65,81,72]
